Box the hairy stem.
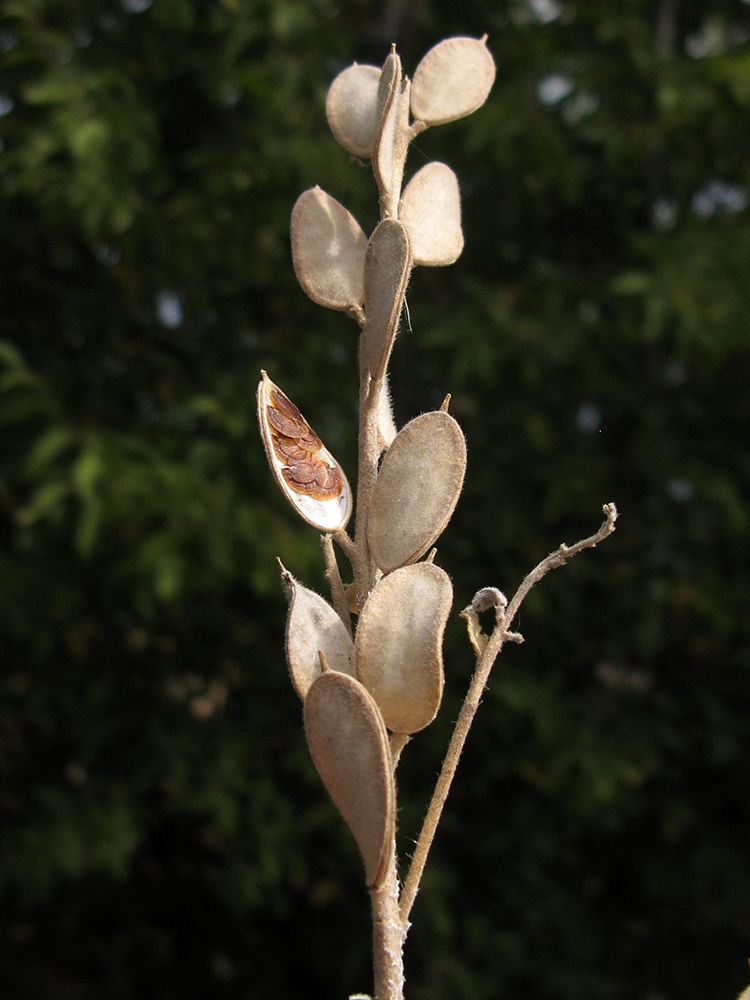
[371,848,408,1000]
[321,533,353,639]
[353,373,382,607]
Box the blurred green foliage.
[1,0,749,998]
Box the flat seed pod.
[257,371,352,531]
[355,563,452,734]
[373,51,411,218]
[280,562,355,700]
[326,63,382,158]
[304,671,395,887]
[399,162,463,266]
[362,219,412,382]
[291,187,367,312]
[411,36,496,127]
[367,410,466,573]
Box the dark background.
[1,1,750,997]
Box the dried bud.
[291,187,367,312]
[411,36,496,127]
[399,162,463,266]
[367,410,466,573]
[304,671,395,886]
[355,563,452,733]
[279,561,355,699]
[257,371,352,531]
[326,63,382,158]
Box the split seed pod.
[367,410,466,573]
[280,561,355,699]
[291,187,368,313]
[326,63,382,158]
[257,371,352,531]
[411,36,496,127]
[304,671,395,886]
[355,563,452,733]
[399,162,463,266]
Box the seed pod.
[326,63,382,158]
[279,562,355,699]
[399,162,463,266]
[361,219,412,382]
[367,410,466,573]
[355,563,452,734]
[373,50,411,218]
[411,36,496,127]
[291,187,367,312]
[304,671,395,887]
[257,371,352,531]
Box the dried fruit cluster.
[258,35,617,1000]
[258,36,495,894]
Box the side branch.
[398,502,618,924]
[321,533,353,639]
[504,501,618,630]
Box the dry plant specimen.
[258,35,618,1000]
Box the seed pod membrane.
[355,563,452,734]
[304,671,395,887]
[367,410,466,573]
[362,219,412,382]
[399,162,463,266]
[257,371,352,531]
[326,63,382,158]
[291,187,367,312]
[411,37,496,127]
[280,562,355,699]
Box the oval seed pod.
[304,671,395,887]
[355,563,452,734]
[291,187,368,312]
[362,219,412,383]
[279,561,355,700]
[399,162,463,266]
[257,371,352,531]
[326,63,382,158]
[411,36,496,127]
[367,410,466,573]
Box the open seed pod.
[361,219,412,382]
[399,162,463,266]
[257,371,352,531]
[279,561,355,699]
[291,187,368,313]
[355,562,452,734]
[326,63,382,158]
[411,36,496,127]
[304,671,395,887]
[367,410,466,573]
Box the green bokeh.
[1,1,749,998]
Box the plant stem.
[321,532,353,638]
[371,847,408,1000]
[353,373,382,607]
[399,504,618,924]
